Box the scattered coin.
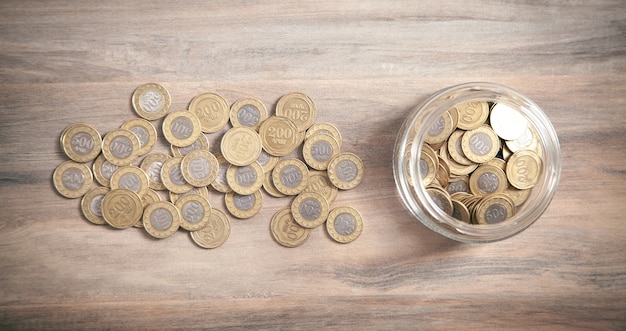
[226,162,264,195]
[80,186,110,225]
[181,149,219,187]
[302,170,338,205]
[132,83,171,120]
[272,158,310,196]
[175,194,212,231]
[169,186,209,205]
[160,156,194,194]
[61,123,102,162]
[291,192,329,229]
[305,122,342,146]
[120,118,157,156]
[327,152,364,190]
[256,149,279,174]
[210,153,233,193]
[162,110,202,147]
[171,133,210,157]
[262,171,286,198]
[188,93,230,133]
[270,207,311,248]
[53,160,93,199]
[101,128,141,166]
[101,188,143,229]
[326,206,363,244]
[143,201,181,238]
[140,153,172,191]
[275,92,317,132]
[258,116,300,156]
[190,208,231,249]
[224,190,262,219]
[302,133,340,170]
[220,127,262,166]
[109,165,150,199]
[93,153,120,187]
[229,97,268,131]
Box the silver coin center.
[215,163,228,185]
[110,136,133,159]
[478,172,499,193]
[257,150,270,166]
[233,193,255,211]
[300,198,321,220]
[237,104,260,127]
[336,160,357,182]
[129,126,149,147]
[334,213,356,236]
[140,90,163,113]
[101,160,119,180]
[429,116,445,136]
[178,138,201,156]
[89,194,105,217]
[311,141,333,162]
[469,133,492,156]
[189,157,211,179]
[182,200,205,224]
[171,117,194,139]
[147,161,163,183]
[280,165,302,188]
[419,158,428,179]
[119,173,141,192]
[447,181,468,194]
[150,208,173,230]
[169,164,187,186]
[62,167,84,190]
[485,204,507,224]
[71,132,94,155]
[235,165,257,187]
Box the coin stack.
[410,101,543,225]
[53,83,364,249]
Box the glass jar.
[393,82,561,243]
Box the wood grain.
[0,1,625,330]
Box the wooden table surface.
[1,1,625,330]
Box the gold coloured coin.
[120,118,157,156]
[61,123,102,162]
[270,207,311,248]
[190,208,231,249]
[181,149,219,187]
[161,156,194,194]
[256,149,279,174]
[455,101,489,130]
[272,158,310,195]
[210,153,233,193]
[302,170,338,205]
[226,162,264,195]
[291,192,329,229]
[53,160,93,199]
[188,93,230,133]
[474,193,516,225]
[327,152,364,190]
[502,186,531,207]
[505,125,538,153]
[424,110,454,145]
[258,116,300,156]
[175,194,212,231]
[143,201,181,238]
[220,127,263,166]
[109,165,150,199]
[326,206,363,244]
[80,186,110,225]
[485,158,506,172]
[262,171,286,198]
[135,188,162,228]
[305,122,342,146]
[302,133,340,170]
[162,110,202,147]
[132,83,171,121]
[275,92,317,132]
[93,153,119,187]
[490,102,528,141]
[469,164,508,197]
[224,190,262,219]
[101,128,141,166]
[451,199,471,223]
[229,97,268,131]
[417,152,436,187]
[461,125,500,163]
[421,144,439,171]
[101,188,143,229]
[426,187,453,216]
[506,150,543,190]
[171,133,209,157]
[447,130,474,166]
[447,175,470,195]
[139,153,172,191]
[169,186,209,204]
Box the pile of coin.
[410,101,543,224]
[53,83,364,249]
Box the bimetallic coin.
[426,187,453,216]
[447,176,470,195]
[181,149,219,187]
[230,97,268,131]
[210,153,233,193]
[139,153,172,191]
[461,125,500,163]
[61,123,102,162]
[53,160,93,199]
[291,192,329,229]
[120,118,157,156]
[188,93,230,133]
[101,128,141,166]
[80,186,110,225]
[502,186,531,207]
[132,83,171,120]
[169,186,209,204]
[451,199,471,223]
[327,152,364,190]
[417,152,436,187]
[101,189,143,229]
[455,101,489,130]
[93,153,119,187]
[258,116,300,156]
[190,208,231,249]
[220,127,263,166]
[224,190,262,219]
[256,149,279,174]
[143,201,180,238]
[262,171,286,198]
[305,122,342,146]
[302,133,340,170]
[171,133,210,157]
[424,111,455,145]
[275,92,317,132]
[272,158,310,196]
[226,162,264,195]
[506,150,543,190]
[136,188,162,228]
[469,164,508,196]
[447,130,474,166]
[162,110,202,147]
[161,156,194,194]
[490,102,528,141]
[505,125,539,153]
[474,193,516,225]
[270,207,311,248]
[485,158,506,172]
[303,170,338,205]
[326,206,363,244]
[109,165,149,199]
[175,194,212,231]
